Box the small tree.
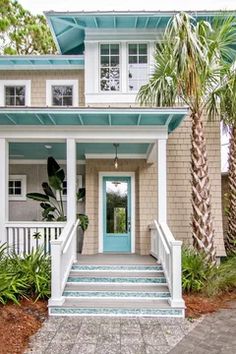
[138,13,236,264]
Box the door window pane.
[128,43,148,92]
[106,180,128,234]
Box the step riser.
[49,308,184,318]
[71,265,163,271]
[67,277,167,284]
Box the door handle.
[128,218,131,232]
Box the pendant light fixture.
[113,143,119,169]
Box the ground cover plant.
[0,244,51,305]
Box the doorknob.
[128,218,131,232]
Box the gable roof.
[44,10,236,54]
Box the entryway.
[99,173,135,253]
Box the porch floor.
[77,254,157,265]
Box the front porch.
[0,107,187,316]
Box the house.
[0,11,225,317]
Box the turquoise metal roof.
[9,142,149,160]
[0,55,84,70]
[0,107,188,133]
[45,11,235,54]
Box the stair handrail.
[49,218,79,306]
[152,219,185,309]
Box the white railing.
[5,221,66,255]
[150,220,185,308]
[49,218,79,306]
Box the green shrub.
[203,256,236,296]
[182,246,212,293]
[0,245,51,304]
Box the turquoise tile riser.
[67,277,167,284]
[71,265,163,271]
[50,307,184,317]
[63,291,171,298]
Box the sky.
[18,0,236,15]
[18,0,233,172]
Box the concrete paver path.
[26,301,236,354]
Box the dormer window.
[128,43,148,92]
[100,44,120,91]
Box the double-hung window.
[100,44,120,91]
[128,43,148,92]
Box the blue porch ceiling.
[9,143,149,160]
[44,11,236,54]
[0,107,188,133]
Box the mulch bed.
[184,291,236,318]
[0,299,48,354]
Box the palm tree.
[138,12,236,264]
[216,64,236,254]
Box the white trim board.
[98,172,135,254]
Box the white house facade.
[0,11,225,317]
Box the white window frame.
[9,175,27,201]
[99,43,121,93]
[0,80,31,106]
[46,80,79,107]
[127,42,149,93]
[56,175,83,201]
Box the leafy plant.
[182,247,212,293]
[203,256,236,296]
[27,156,89,230]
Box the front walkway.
[25,316,200,354]
[26,301,236,353]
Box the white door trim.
[98,171,135,254]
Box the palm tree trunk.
[190,112,216,264]
[225,125,236,255]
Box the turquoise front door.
[103,176,131,252]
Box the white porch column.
[0,139,9,244]
[66,138,77,259]
[156,139,167,223]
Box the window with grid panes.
[51,85,73,106]
[5,86,26,106]
[128,43,148,91]
[100,44,120,91]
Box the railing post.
[0,138,9,245]
[48,241,65,306]
[168,240,185,308]
[66,138,77,261]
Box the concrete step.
[64,283,170,292]
[49,298,184,317]
[71,264,163,272]
[67,276,167,284]
[63,290,171,299]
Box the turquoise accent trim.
[45,11,235,55]
[103,176,131,253]
[0,107,188,133]
[63,291,170,298]
[9,142,149,160]
[0,55,84,70]
[50,306,183,317]
[67,277,167,283]
[71,264,163,271]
